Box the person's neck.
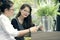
[18,15,24,21]
[18,15,24,24]
[4,13,9,18]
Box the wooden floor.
[31,31,60,40]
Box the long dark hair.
[16,4,35,29]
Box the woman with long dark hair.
[11,4,35,40]
[16,4,34,29]
[11,4,43,40]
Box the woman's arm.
[0,18,38,37]
[17,26,38,37]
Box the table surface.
[31,31,60,40]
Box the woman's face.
[20,7,30,18]
[6,5,14,17]
[9,5,14,17]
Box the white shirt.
[0,14,19,40]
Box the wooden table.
[31,31,60,40]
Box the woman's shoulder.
[11,18,19,29]
[11,18,18,23]
[11,18,17,21]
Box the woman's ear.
[5,9,8,12]
[4,8,9,14]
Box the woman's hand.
[37,25,44,31]
[29,26,38,32]
[39,25,44,31]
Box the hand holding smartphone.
[37,23,44,31]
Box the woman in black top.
[11,4,35,40]
[11,4,43,40]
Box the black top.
[11,18,24,40]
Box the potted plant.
[35,5,58,31]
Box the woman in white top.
[0,1,39,40]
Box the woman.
[11,4,35,40]
[11,4,43,40]
[0,1,39,40]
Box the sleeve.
[0,18,19,37]
[11,19,18,29]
